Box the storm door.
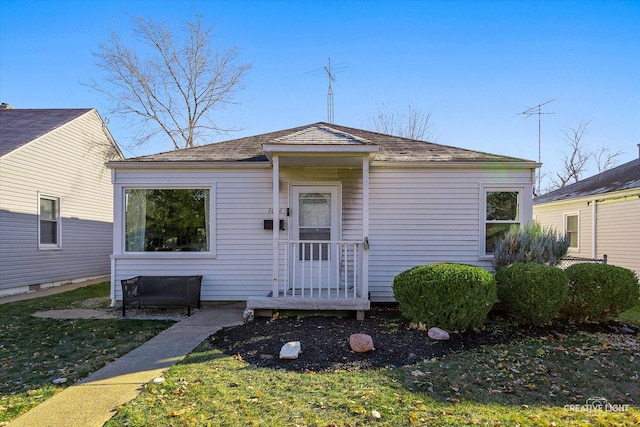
[290,185,340,295]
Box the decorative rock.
[349,334,375,352]
[152,377,165,383]
[52,377,67,384]
[243,308,255,323]
[279,341,301,359]
[428,327,450,341]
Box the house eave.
[106,161,271,170]
[372,160,541,169]
[534,187,640,207]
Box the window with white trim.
[565,213,579,249]
[124,188,211,252]
[39,195,61,248]
[483,189,522,255]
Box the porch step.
[246,296,370,311]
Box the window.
[124,188,210,252]
[298,192,331,260]
[39,195,61,248]
[565,214,579,249]
[483,190,521,255]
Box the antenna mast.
[324,57,336,123]
[518,99,555,194]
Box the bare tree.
[593,144,623,173]
[547,121,623,192]
[368,105,435,141]
[88,15,251,150]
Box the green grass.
[618,300,640,328]
[107,320,640,426]
[0,282,174,423]
[3,288,639,426]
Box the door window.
[298,192,331,260]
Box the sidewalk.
[9,306,245,427]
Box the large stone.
[349,334,375,352]
[428,327,450,341]
[279,341,301,359]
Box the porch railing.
[277,240,363,299]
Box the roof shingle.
[117,122,534,164]
[534,157,640,204]
[0,109,92,157]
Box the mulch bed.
[208,305,637,372]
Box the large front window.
[484,190,521,255]
[125,189,210,252]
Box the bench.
[121,275,202,316]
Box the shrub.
[392,263,497,331]
[493,222,569,270]
[562,263,640,322]
[495,263,568,325]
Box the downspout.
[110,168,117,307]
[591,199,597,259]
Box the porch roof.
[111,122,536,166]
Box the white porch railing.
[277,240,363,299]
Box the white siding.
[0,110,120,291]
[112,168,275,301]
[111,164,535,303]
[368,167,534,301]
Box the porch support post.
[361,156,370,304]
[272,155,280,297]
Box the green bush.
[392,263,497,331]
[495,263,568,325]
[493,222,569,270]
[562,263,640,322]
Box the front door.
[290,185,340,294]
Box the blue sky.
[1,0,638,190]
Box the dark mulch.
[208,305,637,373]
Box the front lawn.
[0,282,174,423]
[106,308,640,426]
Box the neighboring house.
[107,122,538,315]
[533,150,640,277]
[0,107,123,296]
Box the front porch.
[248,125,378,319]
[247,239,370,318]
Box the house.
[533,148,640,277]
[0,107,123,296]
[107,123,538,317]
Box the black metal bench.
[120,275,202,316]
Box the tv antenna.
[518,98,555,194]
[306,58,347,124]
[324,58,336,123]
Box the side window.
[565,213,579,249]
[483,189,521,255]
[39,195,61,248]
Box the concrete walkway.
[10,307,245,427]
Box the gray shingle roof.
[534,157,640,204]
[0,108,92,157]
[118,122,533,164]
